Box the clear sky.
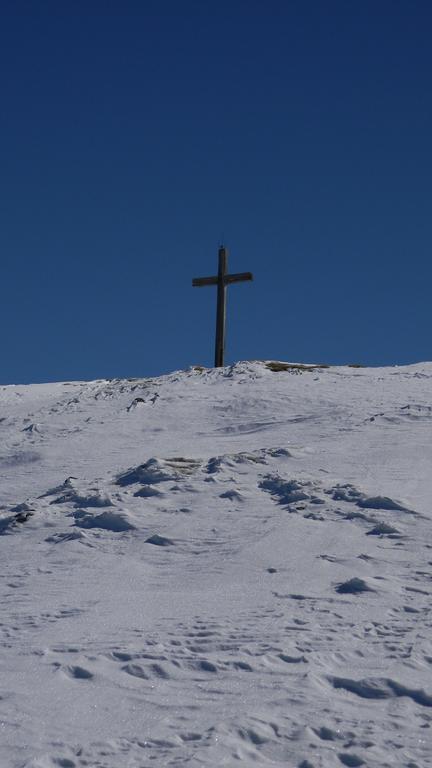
[1,1,431,383]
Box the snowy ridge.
[0,361,431,767]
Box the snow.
[0,360,431,767]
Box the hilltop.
[0,361,431,767]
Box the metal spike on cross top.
[192,246,253,368]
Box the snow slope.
[0,361,431,767]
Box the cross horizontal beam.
[192,271,253,288]
[192,276,218,287]
[225,271,253,285]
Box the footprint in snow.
[339,754,364,767]
[146,534,174,547]
[60,665,93,680]
[122,662,149,679]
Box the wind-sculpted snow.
[367,402,432,424]
[0,361,432,767]
[327,483,412,513]
[329,676,432,706]
[335,577,374,594]
[116,457,202,486]
[74,509,136,532]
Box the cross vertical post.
[215,246,227,368]
[192,246,253,368]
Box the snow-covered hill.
[1,361,431,768]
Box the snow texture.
[0,360,431,767]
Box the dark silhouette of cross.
[192,246,253,368]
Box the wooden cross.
[192,246,253,368]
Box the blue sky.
[1,1,431,383]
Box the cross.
[192,246,253,368]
